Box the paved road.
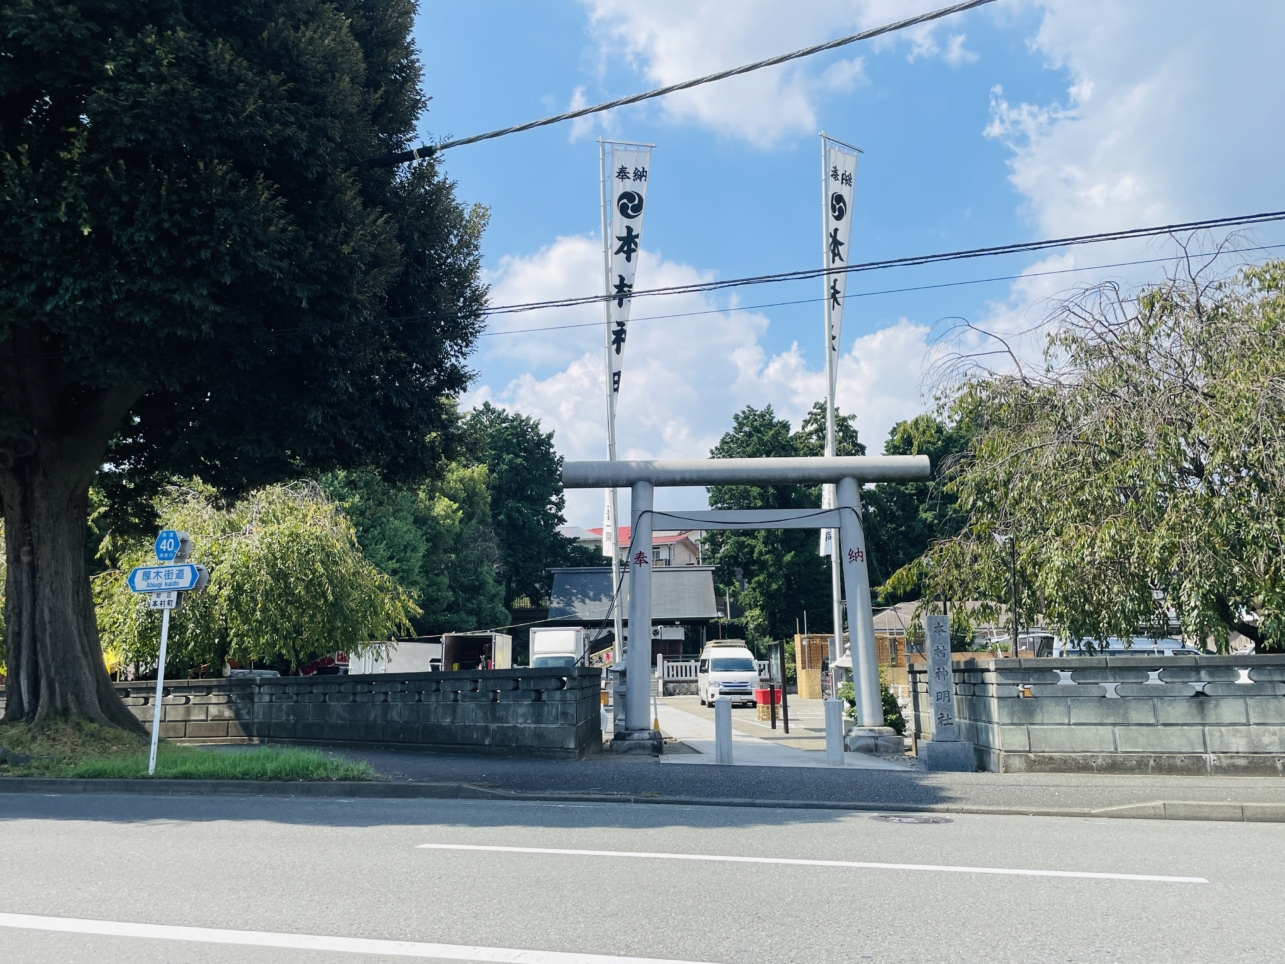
[1,792,1282,963]
[317,745,1285,814]
[654,701,908,770]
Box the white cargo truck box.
[349,640,443,675]
[529,627,588,667]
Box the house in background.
[545,565,718,662]
[559,526,703,567]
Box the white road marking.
[0,913,715,964]
[417,843,1207,884]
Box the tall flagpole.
[821,132,845,676]
[599,139,624,666]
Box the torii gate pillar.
[838,475,881,726]
[625,481,654,733]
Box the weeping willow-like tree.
[94,483,417,675]
[897,252,1285,650]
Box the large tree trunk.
[0,327,145,731]
[1,436,144,732]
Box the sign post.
[126,531,207,776]
[147,607,173,775]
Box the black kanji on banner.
[614,225,641,263]
[614,275,633,307]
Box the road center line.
[0,912,714,964]
[416,843,1207,884]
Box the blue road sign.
[155,530,181,561]
[127,564,202,593]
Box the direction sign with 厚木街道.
[126,564,204,593]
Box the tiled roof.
[547,566,718,623]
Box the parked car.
[697,641,759,707]
[1051,636,1203,657]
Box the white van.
[697,641,760,707]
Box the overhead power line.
[261,211,1285,341]
[478,243,1285,338]
[366,0,997,168]
[401,208,1285,324]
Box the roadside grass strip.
[0,719,375,781]
[416,843,1208,884]
[0,913,713,964]
[64,745,376,781]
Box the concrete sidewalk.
[655,701,908,770]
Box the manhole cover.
[869,813,952,825]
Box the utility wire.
[371,209,1285,330]
[478,242,1285,338]
[366,0,997,168]
[254,214,1285,342]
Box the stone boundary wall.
[1,668,603,759]
[910,655,1285,775]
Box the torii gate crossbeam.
[562,456,930,752]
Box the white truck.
[697,640,761,707]
[529,627,590,668]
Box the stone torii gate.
[562,455,930,753]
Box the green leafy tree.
[95,483,417,675]
[460,403,586,605]
[1,0,485,728]
[907,255,1285,650]
[705,403,863,648]
[323,464,509,636]
[864,414,972,600]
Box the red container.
[754,688,783,705]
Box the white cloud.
[577,0,982,146]
[471,237,935,525]
[987,0,1285,237]
[942,34,978,67]
[961,0,1285,380]
[567,87,593,141]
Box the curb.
[1,777,1283,823]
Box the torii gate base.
[563,456,931,758]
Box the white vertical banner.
[819,134,860,559]
[823,142,858,392]
[605,144,652,404]
[602,490,616,558]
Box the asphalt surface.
[320,744,1285,813]
[1,792,1282,963]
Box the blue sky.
[413,1,1285,526]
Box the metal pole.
[1010,537,1019,658]
[600,139,625,666]
[779,644,790,734]
[147,606,171,776]
[626,480,654,730]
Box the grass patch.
[0,719,375,781]
[69,745,376,781]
